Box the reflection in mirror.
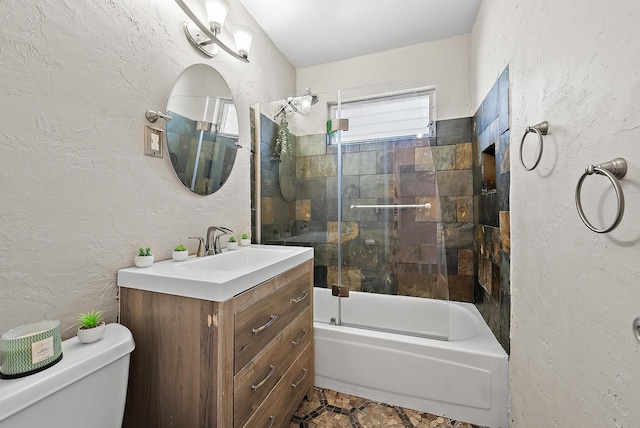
[165,64,238,196]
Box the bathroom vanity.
[117,246,314,428]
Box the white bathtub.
[313,288,509,428]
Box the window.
[329,88,434,144]
[215,97,238,136]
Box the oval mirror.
[165,64,239,195]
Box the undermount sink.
[117,245,313,302]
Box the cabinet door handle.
[252,315,277,334]
[291,367,307,388]
[291,329,308,346]
[291,291,308,304]
[267,416,275,428]
[252,365,275,391]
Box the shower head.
[274,88,319,118]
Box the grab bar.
[575,157,627,233]
[350,203,431,209]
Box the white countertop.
[117,245,314,302]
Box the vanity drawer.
[233,309,312,428]
[234,273,311,373]
[242,343,313,428]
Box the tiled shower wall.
[473,67,511,353]
[257,113,477,303]
[254,73,511,352]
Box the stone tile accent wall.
[257,112,477,303]
[259,113,298,238]
[254,81,511,351]
[473,66,511,353]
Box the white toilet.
[0,323,135,428]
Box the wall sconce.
[174,0,254,62]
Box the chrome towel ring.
[575,158,627,233]
[519,121,549,171]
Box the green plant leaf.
[78,310,103,329]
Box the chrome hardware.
[291,368,307,388]
[267,416,275,428]
[290,291,308,304]
[174,0,251,63]
[350,202,431,210]
[252,315,277,334]
[633,318,640,344]
[188,236,206,257]
[251,365,275,391]
[332,284,349,298]
[145,110,172,123]
[206,226,233,255]
[331,118,349,132]
[291,329,308,346]
[519,121,549,171]
[575,158,627,233]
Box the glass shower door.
[253,82,449,340]
[332,83,450,340]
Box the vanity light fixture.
[175,0,254,62]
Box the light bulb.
[205,0,230,33]
[233,25,254,58]
[298,95,312,114]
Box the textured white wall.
[0,0,295,335]
[296,35,472,121]
[472,0,640,426]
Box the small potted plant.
[135,247,154,268]
[272,228,280,239]
[77,310,106,344]
[240,232,251,247]
[172,244,189,261]
[227,236,238,250]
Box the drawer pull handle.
[290,291,308,304]
[267,416,275,428]
[252,365,275,391]
[291,368,307,388]
[252,315,277,334]
[291,329,308,346]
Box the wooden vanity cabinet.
[120,260,314,428]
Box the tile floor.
[289,388,486,428]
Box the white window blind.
[216,98,238,135]
[331,90,434,144]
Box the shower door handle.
[332,284,349,298]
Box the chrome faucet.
[206,226,233,255]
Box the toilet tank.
[0,323,135,428]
